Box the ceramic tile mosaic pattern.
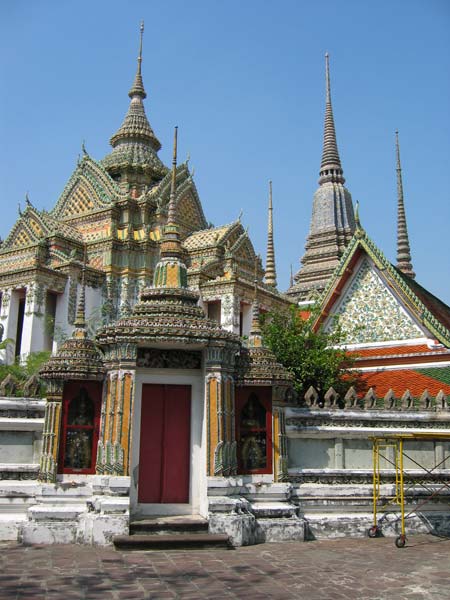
[326,257,423,343]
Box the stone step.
[130,517,208,536]
[113,533,230,550]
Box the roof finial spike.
[395,131,415,279]
[355,200,361,228]
[25,192,32,207]
[138,21,144,73]
[290,264,294,288]
[167,126,178,225]
[128,21,147,99]
[325,52,331,103]
[265,179,277,288]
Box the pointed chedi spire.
[153,126,188,289]
[395,131,415,279]
[288,53,355,302]
[264,180,277,287]
[319,53,345,185]
[101,21,167,185]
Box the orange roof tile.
[361,369,450,398]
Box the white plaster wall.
[288,438,335,469]
[53,280,71,351]
[287,436,445,471]
[240,302,252,337]
[131,369,206,518]
[0,432,35,463]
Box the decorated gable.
[324,256,424,344]
[51,157,118,221]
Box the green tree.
[261,304,361,399]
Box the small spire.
[290,264,294,288]
[249,257,263,346]
[319,53,345,185]
[153,126,188,288]
[264,180,277,287]
[129,21,146,99]
[395,131,415,278]
[167,126,178,224]
[74,248,87,331]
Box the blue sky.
[1,0,449,303]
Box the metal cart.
[368,433,450,547]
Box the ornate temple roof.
[101,23,168,181]
[313,223,450,348]
[183,221,242,251]
[97,128,240,353]
[1,203,83,251]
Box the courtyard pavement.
[1,535,449,600]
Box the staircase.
[113,515,231,550]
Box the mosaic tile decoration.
[325,257,423,344]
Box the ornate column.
[205,345,237,476]
[39,380,64,482]
[96,368,135,476]
[220,293,240,335]
[272,406,288,482]
[21,282,47,355]
[97,343,137,476]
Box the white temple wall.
[287,436,449,471]
[52,279,71,352]
[240,301,252,337]
[21,287,46,357]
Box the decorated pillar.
[273,406,288,482]
[96,364,136,476]
[220,293,240,335]
[21,282,47,355]
[39,379,64,482]
[205,345,237,476]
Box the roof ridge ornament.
[395,130,415,279]
[264,180,277,288]
[319,53,345,185]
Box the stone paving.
[1,535,450,600]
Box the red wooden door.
[138,384,191,503]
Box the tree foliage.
[261,304,361,398]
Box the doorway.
[138,384,191,503]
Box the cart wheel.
[395,535,406,548]
[368,526,379,538]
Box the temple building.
[0,23,290,366]
[0,27,449,547]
